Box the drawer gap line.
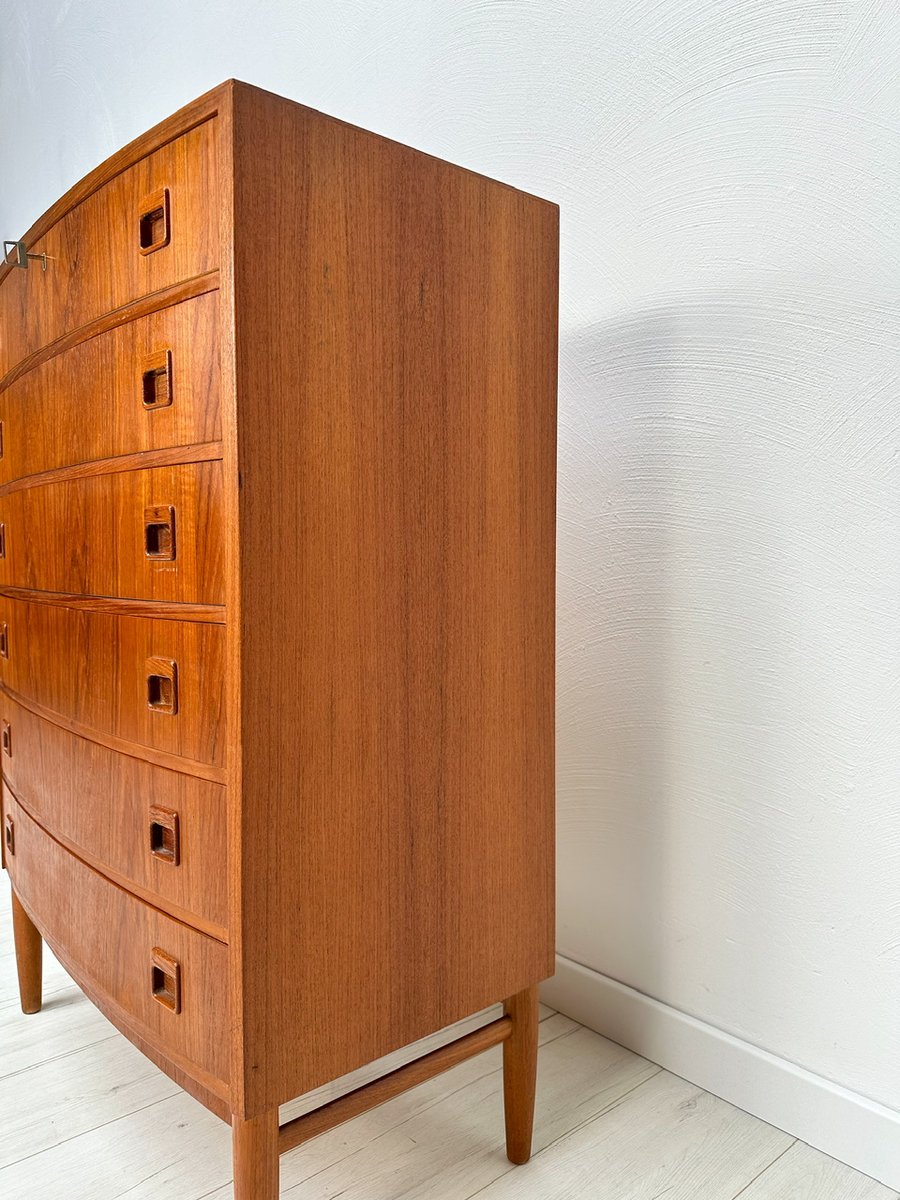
[5,782,229,944]
[5,781,230,945]
[0,270,220,393]
[0,683,227,784]
[0,440,224,496]
[0,587,225,624]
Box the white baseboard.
[541,954,900,1191]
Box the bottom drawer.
[2,786,229,1096]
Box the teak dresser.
[0,80,558,1196]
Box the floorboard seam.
[0,1087,183,1172]
[533,1066,666,1152]
[729,1139,798,1200]
[0,1032,119,1080]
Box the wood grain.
[0,80,559,1187]
[0,686,226,784]
[232,1111,279,1200]
[0,461,225,604]
[227,81,558,1115]
[10,889,42,1014]
[0,290,221,482]
[0,272,218,396]
[0,441,223,496]
[1,694,227,935]
[0,121,219,378]
[0,597,225,765]
[502,985,540,1164]
[0,83,226,288]
[737,1140,899,1199]
[0,587,224,625]
[0,442,223,497]
[2,787,230,1092]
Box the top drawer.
[0,120,218,379]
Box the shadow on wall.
[553,289,900,1090]
[556,306,679,1008]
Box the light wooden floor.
[1,892,894,1200]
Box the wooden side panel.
[0,461,225,604]
[0,290,221,483]
[0,120,218,378]
[229,84,558,1114]
[2,787,230,1092]
[0,598,225,765]
[1,694,227,932]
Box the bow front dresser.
[0,80,558,1197]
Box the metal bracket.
[3,240,47,271]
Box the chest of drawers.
[0,80,558,1197]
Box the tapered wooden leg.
[502,984,539,1164]
[11,889,42,1015]
[232,1109,279,1199]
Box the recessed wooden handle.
[3,814,13,858]
[144,505,176,560]
[138,188,170,255]
[141,349,173,409]
[0,522,7,559]
[151,947,181,1014]
[146,657,178,715]
[149,806,180,865]
[2,720,11,757]
[0,622,9,659]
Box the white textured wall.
[2,0,898,1114]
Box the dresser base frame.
[10,883,540,1198]
[233,985,538,1198]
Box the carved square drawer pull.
[151,947,182,1014]
[146,658,178,715]
[138,188,170,255]
[149,806,180,865]
[144,505,176,560]
[142,349,173,409]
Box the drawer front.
[0,291,221,484]
[0,121,218,379]
[2,786,229,1091]
[0,598,224,766]
[0,461,224,604]
[1,694,226,932]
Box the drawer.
[1,694,226,933]
[0,598,224,766]
[0,120,218,379]
[2,786,229,1093]
[0,460,224,604]
[0,290,221,484]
